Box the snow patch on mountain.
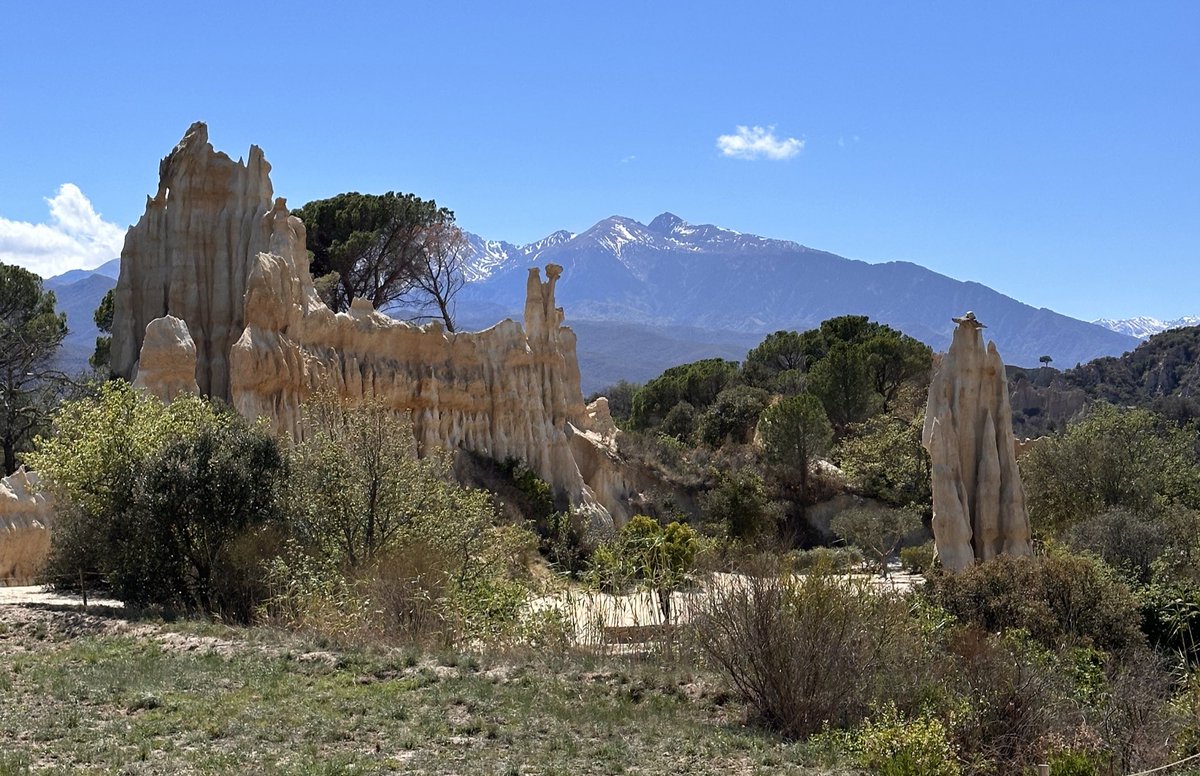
[1093,316,1200,339]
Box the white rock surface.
[0,468,53,585]
[133,315,200,400]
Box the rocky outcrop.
[111,123,637,537]
[1009,374,1087,438]
[0,468,53,585]
[111,121,274,400]
[922,314,1033,572]
[133,315,200,400]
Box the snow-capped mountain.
[1093,316,1200,339]
[459,212,1139,378]
[461,230,574,282]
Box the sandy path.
[0,584,123,608]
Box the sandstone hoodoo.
[922,312,1033,571]
[111,123,635,537]
[132,314,200,400]
[0,468,53,585]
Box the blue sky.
[1,2,1196,322]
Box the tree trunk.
[2,432,15,476]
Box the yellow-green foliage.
[272,392,534,644]
[28,381,221,521]
[856,704,960,776]
[29,381,285,615]
[589,515,699,623]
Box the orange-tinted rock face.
[113,124,636,539]
[922,317,1033,571]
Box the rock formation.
[0,468,53,585]
[133,315,200,399]
[922,313,1033,571]
[112,121,274,401]
[110,123,636,537]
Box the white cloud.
[0,184,125,278]
[716,125,804,160]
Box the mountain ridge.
[36,216,1142,392]
[1093,315,1200,340]
[459,212,1139,372]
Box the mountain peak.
[648,212,685,233]
[1094,315,1200,339]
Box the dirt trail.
[0,584,122,609]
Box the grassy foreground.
[0,603,847,775]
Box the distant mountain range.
[459,212,1139,388]
[43,258,120,374]
[38,214,1145,394]
[1093,316,1200,340]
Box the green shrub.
[699,469,778,540]
[1046,751,1100,776]
[30,382,285,618]
[659,401,698,442]
[899,542,936,574]
[925,551,1144,653]
[787,546,864,573]
[1065,508,1167,583]
[589,515,698,624]
[834,412,931,509]
[271,392,533,645]
[1020,403,1200,533]
[856,704,960,776]
[697,385,770,446]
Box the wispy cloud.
[620,155,637,164]
[0,184,125,278]
[716,125,804,160]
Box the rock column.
[921,313,1033,571]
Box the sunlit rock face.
[111,121,274,401]
[922,314,1033,572]
[111,123,636,539]
[133,315,200,400]
[0,468,53,585]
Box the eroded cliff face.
[114,123,635,538]
[0,468,53,585]
[922,315,1033,572]
[111,121,274,400]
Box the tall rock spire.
[110,121,274,400]
[921,312,1033,571]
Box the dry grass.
[0,601,857,775]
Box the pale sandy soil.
[529,568,925,645]
[0,584,122,608]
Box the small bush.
[924,551,1144,652]
[856,704,960,776]
[660,401,699,442]
[786,546,864,573]
[694,569,924,738]
[699,469,778,540]
[899,542,936,574]
[1066,509,1167,583]
[1046,751,1101,776]
[589,516,698,624]
[697,385,770,446]
[32,383,285,618]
